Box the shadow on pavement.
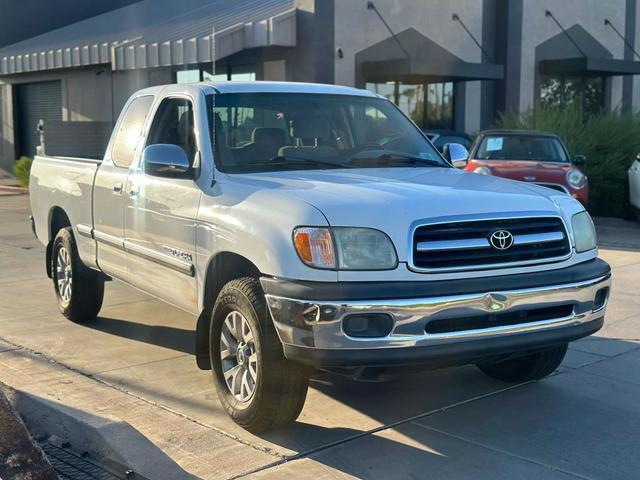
[79,309,640,479]
[261,336,640,478]
[87,317,196,355]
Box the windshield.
[208,93,445,173]
[475,135,570,163]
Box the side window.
[111,95,154,168]
[146,97,197,164]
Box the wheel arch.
[45,206,72,278]
[195,251,262,370]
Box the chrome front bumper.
[265,274,611,365]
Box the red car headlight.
[566,168,586,189]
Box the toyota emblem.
[489,230,514,250]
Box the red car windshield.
[476,135,570,163]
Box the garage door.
[15,81,62,158]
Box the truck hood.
[470,160,572,183]
[225,167,574,261]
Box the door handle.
[113,182,123,194]
[129,184,139,197]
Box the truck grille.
[411,216,571,271]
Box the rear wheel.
[52,227,104,322]
[210,277,309,432]
[476,343,568,382]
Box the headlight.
[333,227,398,270]
[473,166,492,175]
[571,211,597,252]
[293,227,397,270]
[566,168,586,189]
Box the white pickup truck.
[30,81,611,432]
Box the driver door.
[123,96,202,313]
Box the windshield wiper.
[349,150,444,167]
[265,155,348,169]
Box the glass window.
[210,93,444,173]
[201,65,256,82]
[366,81,454,130]
[476,135,570,163]
[176,70,201,84]
[230,71,256,82]
[146,97,197,164]
[111,95,154,168]
[398,84,425,128]
[540,74,604,115]
[203,70,227,82]
[365,82,395,102]
[426,82,454,130]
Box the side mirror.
[443,143,469,168]
[142,144,192,178]
[572,154,586,166]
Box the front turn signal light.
[293,227,336,269]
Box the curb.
[1,385,198,480]
[0,388,57,480]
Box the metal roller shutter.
[15,81,62,158]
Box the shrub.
[13,156,32,188]
[493,106,640,218]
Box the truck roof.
[135,81,379,98]
[204,81,377,97]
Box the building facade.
[1,0,639,171]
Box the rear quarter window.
[111,95,154,168]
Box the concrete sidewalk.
[0,339,278,479]
[1,194,639,479]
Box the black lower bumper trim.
[283,317,604,368]
[261,258,610,301]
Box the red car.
[464,130,588,206]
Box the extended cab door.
[123,95,202,313]
[93,94,154,281]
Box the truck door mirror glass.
[443,143,469,168]
[572,154,586,166]
[142,144,192,178]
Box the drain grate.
[40,442,125,480]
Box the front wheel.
[210,277,309,433]
[52,227,104,322]
[476,343,568,383]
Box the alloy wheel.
[220,310,258,402]
[56,246,72,304]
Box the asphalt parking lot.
[1,194,639,479]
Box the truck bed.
[29,155,101,269]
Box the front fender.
[195,186,337,311]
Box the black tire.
[52,227,104,322]
[476,343,568,383]
[209,277,309,432]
